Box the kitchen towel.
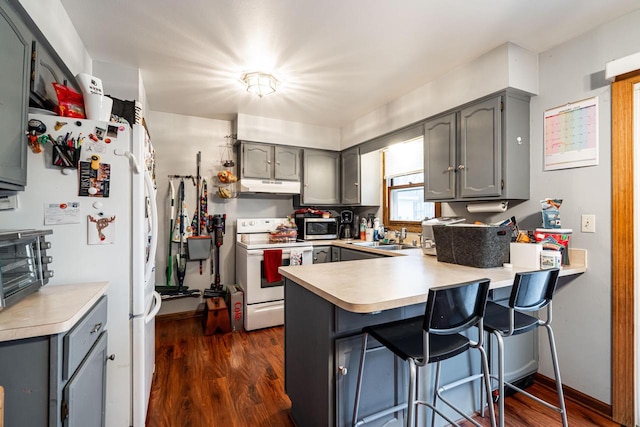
[264,249,283,283]
[289,250,303,266]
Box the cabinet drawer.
[64,296,107,379]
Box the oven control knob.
[41,256,53,264]
[44,270,54,278]
[250,220,255,226]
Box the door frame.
[611,70,640,426]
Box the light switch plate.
[581,214,596,233]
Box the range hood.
[238,178,301,194]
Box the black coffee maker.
[340,210,354,240]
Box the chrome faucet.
[395,228,407,244]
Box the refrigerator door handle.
[144,169,158,284]
[146,291,162,324]
[114,149,141,174]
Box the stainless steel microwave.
[294,217,338,240]
[0,229,54,310]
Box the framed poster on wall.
[543,96,599,171]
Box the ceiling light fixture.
[241,72,278,97]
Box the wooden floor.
[147,317,620,427]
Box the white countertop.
[279,245,586,313]
[0,282,109,342]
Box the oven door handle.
[246,247,313,256]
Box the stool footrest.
[354,403,406,427]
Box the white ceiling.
[60,0,639,129]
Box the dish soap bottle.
[360,218,366,240]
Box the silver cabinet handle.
[354,182,359,186]
[90,322,103,334]
[338,366,348,376]
[458,164,466,170]
[107,354,116,361]
[446,166,455,172]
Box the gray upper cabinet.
[424,113,456,200]
[0,0,30,192]
[299,149,340,205]
[340,147,360,205]
[274,145,301,180]
[424,91,530,202]
[341,147,382,206]
[239,141,301,181]
[459,96,502,198]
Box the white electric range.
[235,218,313,331]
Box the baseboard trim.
[534,373,612,419]
[156,309,203,322]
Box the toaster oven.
[0,229,54,310]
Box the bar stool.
[352,279,496,427]
[483,268,568,427]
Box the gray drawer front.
[335,307,402,334]
[64,296,107,379]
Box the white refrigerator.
[0,113,161,426]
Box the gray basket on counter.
[432,224,511,268]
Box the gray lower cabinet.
[313,246,332,264]
[424,91,530,202]
[298,149,340,205]
[331,246,341,262]
[0,296,108,426]
[340,247,386,261]
[0,0,30,192]
[335,335,405,427]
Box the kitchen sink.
[348,241,417,251]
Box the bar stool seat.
[483,268,568,427]
[366,317,471,364]
[352,279,496,427]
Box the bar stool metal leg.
[494,332,506,427]
[352,332,369,427]
[545,323,568,427]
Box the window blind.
[384,137,423,179]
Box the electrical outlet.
[581,214,596,233]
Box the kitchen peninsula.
[279,248,586,427]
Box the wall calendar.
[543,96,598,171]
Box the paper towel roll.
[466,201,508,213]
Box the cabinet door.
[302,149,340,205]
[313,246,331,264]
[30,41,66,110]
[424,113,456,201]
[0,0,30,190]
[341,147,360,205]
[63,331,107,427]
[459,96,502,198]
[331,246,341,262]
[335,335,405,427]
[274,146,301,181]
[242,142,273,179]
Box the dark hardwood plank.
[147,318,620,427]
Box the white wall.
[17,0,91,75]
[340,42,539,149]
[236,113,340,150]
[148,111,296,315]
